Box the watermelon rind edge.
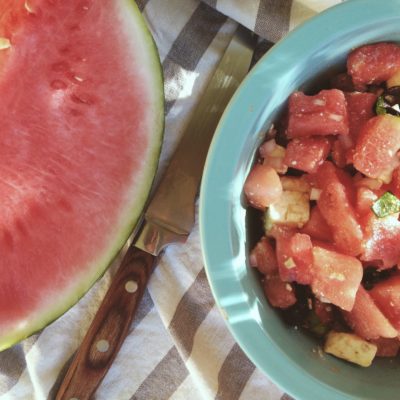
[0,0,164,351]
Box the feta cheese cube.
[280,176,310,193]
[324,331,377,367]
[265,190,310,229]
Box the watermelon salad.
[245,42,400,368]
[0,0,163,350]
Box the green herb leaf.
[375,95,387,115]
[371,191,400,218]
[375,86,400,117]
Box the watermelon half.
[0,0,164,350]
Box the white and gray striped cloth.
[0,1,343,399]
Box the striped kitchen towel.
[0,1,342,399]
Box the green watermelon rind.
[0,0,164,351]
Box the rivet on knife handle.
[55,247,155,400]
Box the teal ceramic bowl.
[199,1,400,399]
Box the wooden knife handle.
[55,246,155,400]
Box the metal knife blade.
[135,25,255,255]
[56,25,256,400]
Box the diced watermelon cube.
[287,89,349,138]
[306,161,335,189]
[307,161,355,198]
[347,42,400,85]
[283,137,331,173]
[369,275,400,331]
[353,115,400,180]
[331,92,376,167]
[249,236,278,276]
[345,92,377,141]
[244,164,282,209]
[342,286,397,340]
[276,231,314,285]
[369,337,400,357]
[263,274,297,309]
[309,160,358,211]
[331,137,350,168]
[301,205,333,242]
[311,245,363,311]
[361,212,400,269]
[317,180,363,256]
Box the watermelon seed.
[73,76,84,83]
[95,339,110,353]
[0,38,11,51]
[125,280,138,293]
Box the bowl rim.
[199,1,400,399]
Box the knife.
[55,24,256,400]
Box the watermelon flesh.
[347,42,400,85]
[0,0,163,349]
[353,115,400,180]
[286,89,349,138]
[342,286,397,340]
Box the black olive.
[362,266,397,290]
[375,85,400,116]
